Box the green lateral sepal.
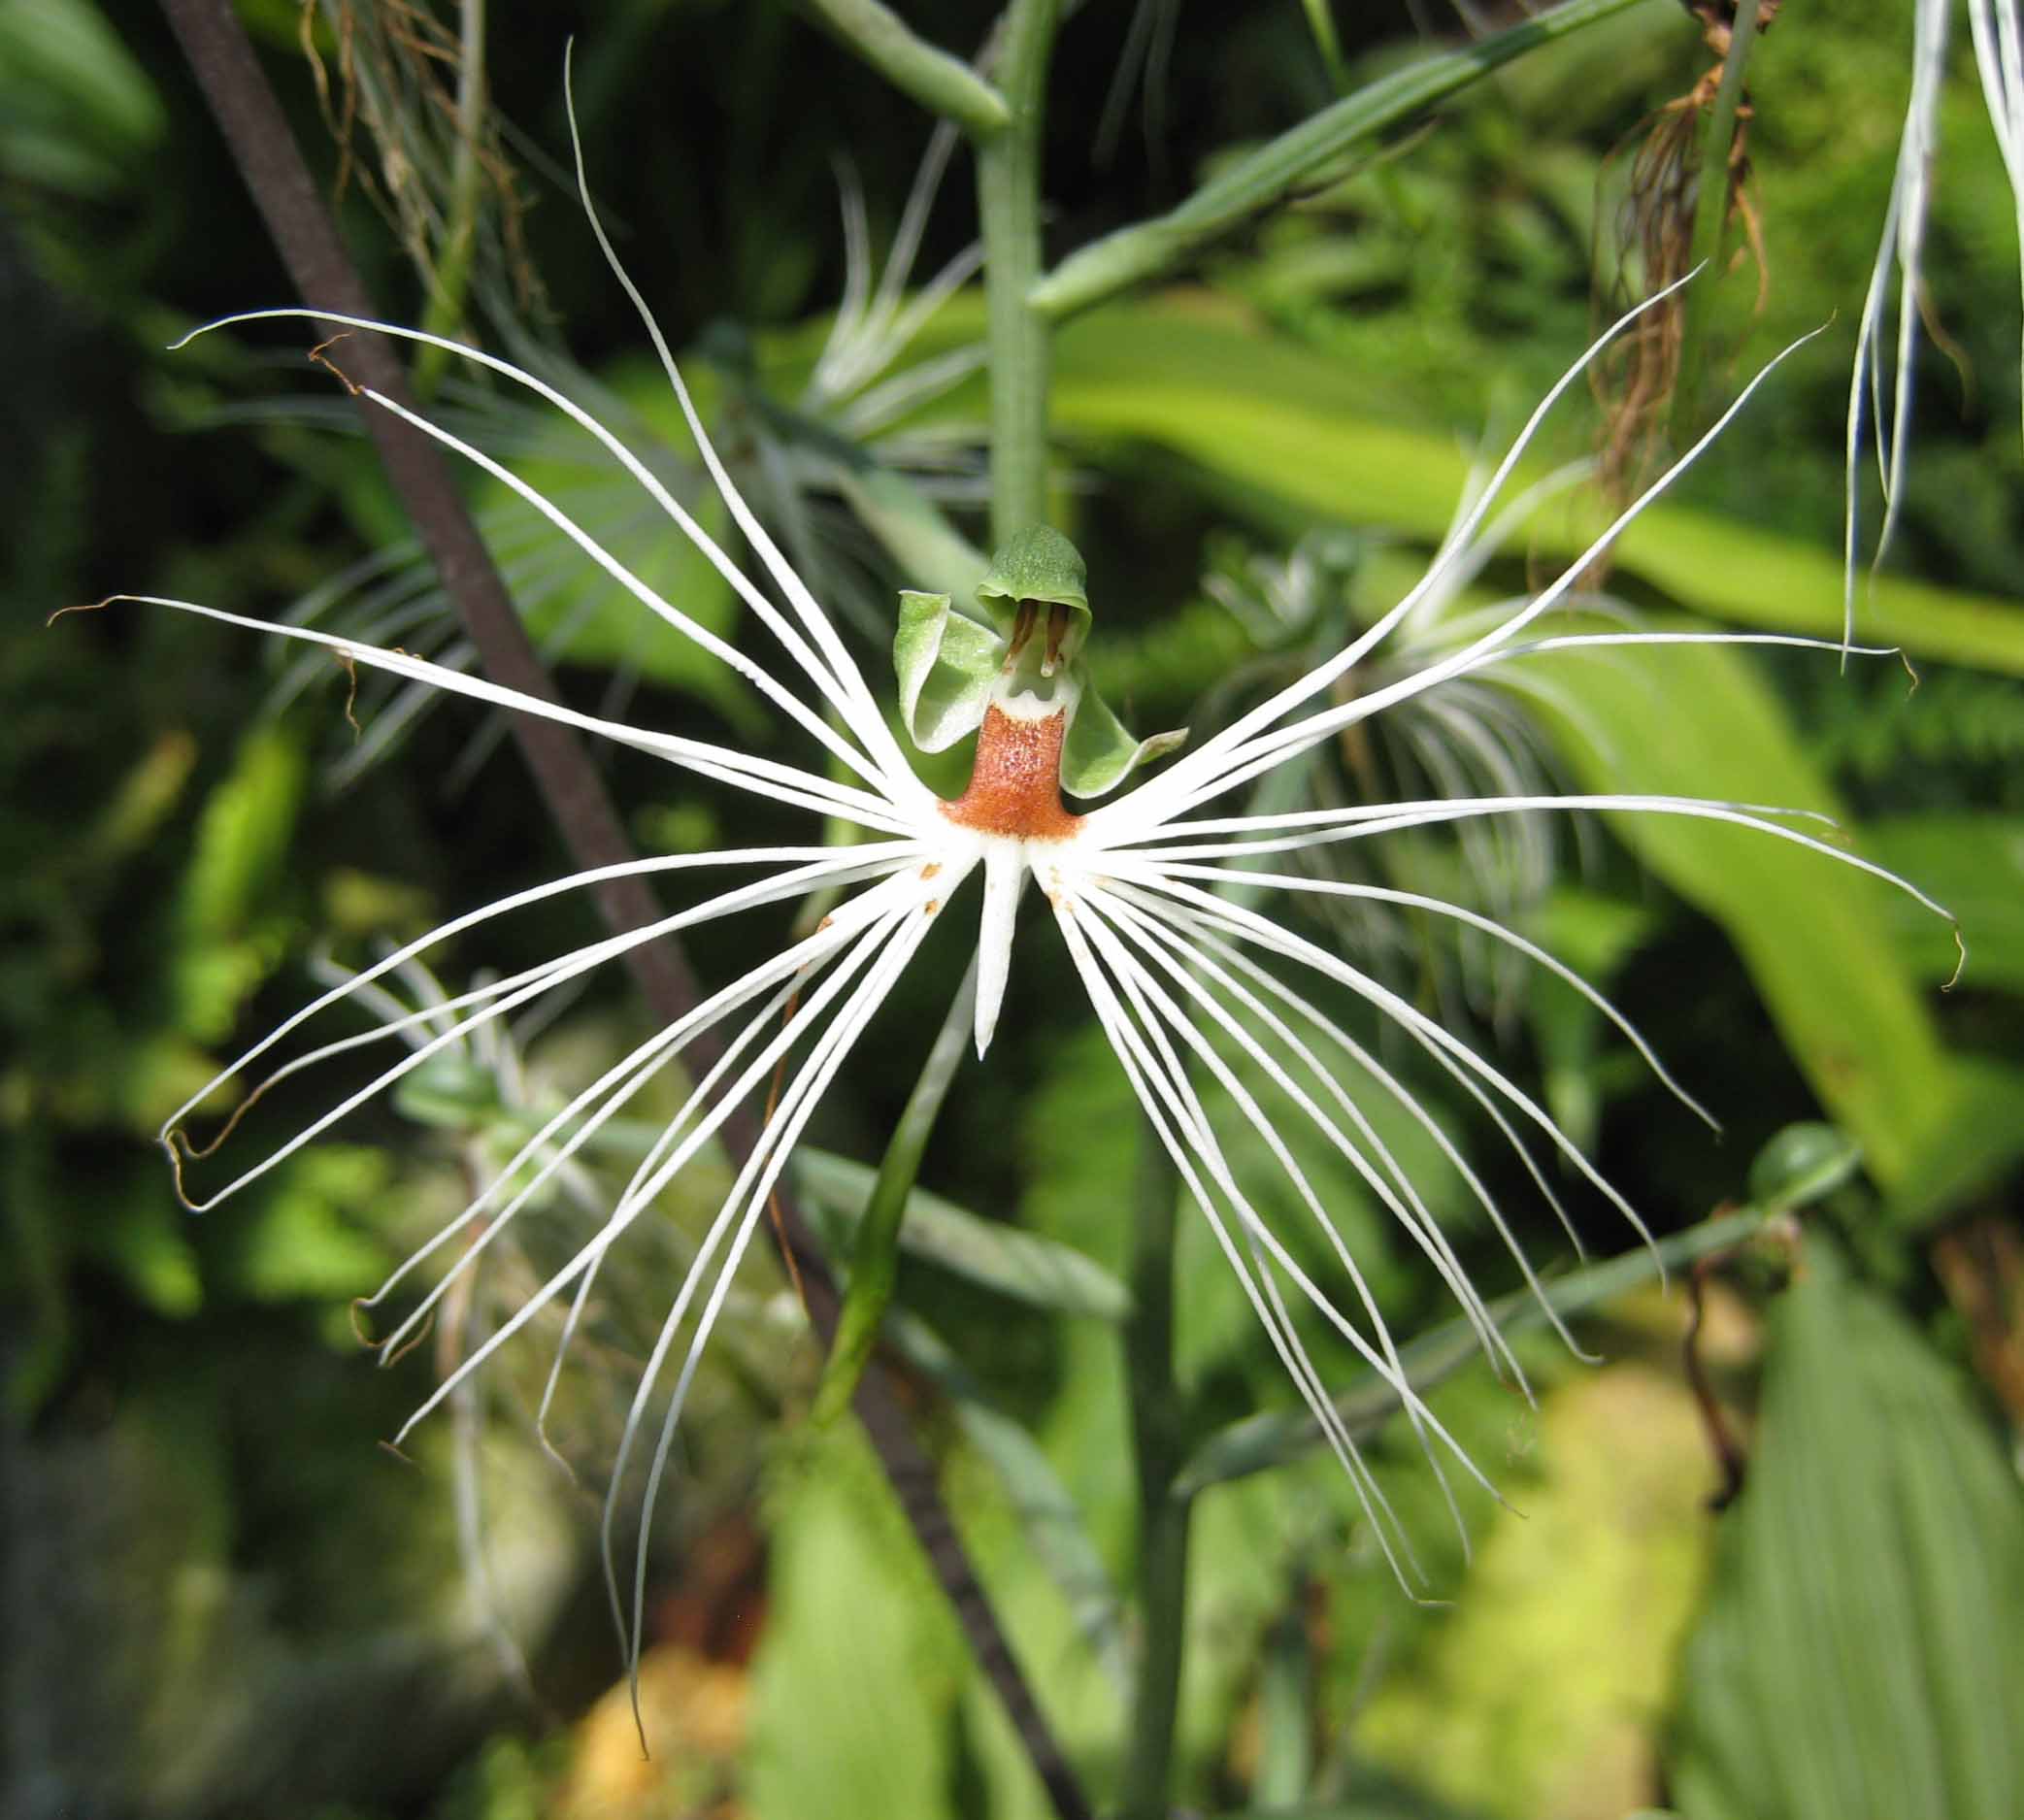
[1061,668,1189,800]
[895,588,1005,753]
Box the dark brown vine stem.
[156,6,1088,1815]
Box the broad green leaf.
[1251,1599,1316,1807]
[793,1145,1131,1321]
[747,1428,967,1820]
[1670,1233,2024,1820]
[467,355,763,731]
[1520,626,1999,1198]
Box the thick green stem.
[1120,1116,1193,1819]
[977,0,1060,542]
[1672,0,1763,440]
[1030,0,1655,324]
[801,0,1012,137]
[811,956,979,1425]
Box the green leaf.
[746,1429,967,1820]
[793,1145,1131,1321]
[1670,1233,2024,1820]
[0,0,166,199]
[85,1173,203,1320]
[1519,624,2005,1200]
[470,354,764,732]
[1864,814,2024,994]
[217,1146,393,1304]
[834,463,992,604]
[173,726,306,1042]
[810,961,975,1429]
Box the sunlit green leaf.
[747,1428,967,1820]
[879,295,2024,678]
[173,726,305,1042]
[216,1146,394,1305]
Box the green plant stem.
[1672,0,1763,440]
[414,0,486,397]
[977,0,1060,541]
[802,0,1011,137]
[812,955,979,1425]
[1030,0,1654,323]
[1300,0,1350,94]
[1120,1116,1193,1819]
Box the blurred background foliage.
[4,1,2022,1816]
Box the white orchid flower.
[93,184,1956,1670]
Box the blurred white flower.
[1848,0,2024,630]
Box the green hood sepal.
[894,573,1188,801]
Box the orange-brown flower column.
[940,703,1085,843]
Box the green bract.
[892,529,1187,801]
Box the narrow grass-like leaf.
[794,1145,1132,1321]
[1176,1207,1767,1495]
[1031,0,1660,320]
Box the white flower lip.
[116,155,1961,1664]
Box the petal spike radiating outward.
[83,96,1965,1692]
